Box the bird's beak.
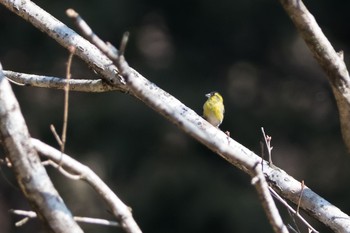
[205,93,211,98]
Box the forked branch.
[31,138,142,233]
[0,64,83,233]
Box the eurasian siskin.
[203,92,225,127]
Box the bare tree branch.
[66,8,121,63]
[278,0,350,153]
[4,70,120,92]
[251,163,289,233]
[31,138,142,233]
[266,168,350,232]
[10,209,120,227]
[0,64,83,233]
[269,187,319,233]
[0,0,123,86]
[60,47,75,155]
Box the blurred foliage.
[1,0,350,232]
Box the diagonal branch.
[251,163,289,233]
[278,0,350,153]
[0,0,123,86]
[68,8,350,233]
[72,10,349,232]
[0,64,83,233]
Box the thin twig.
[61,47,75,155]
[297,180,305,215]
[73,216,119,227]
[260,140,265,169]
[286,225,297,233]
[49,48,75,168]
[119,32,130,57]
[66,9,129,77]
[269,187,319,233]
[287,209,302,233]
[261,127,273,165]
[50,124,63,146]
[42,160,81,180]
[66,9,119,61]
[10,209,120,227]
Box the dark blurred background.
[1,0,350,232]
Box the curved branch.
[31,139,142,233]
[0,65,83,233]
[278,0,350,152]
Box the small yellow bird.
[203,91,225,127]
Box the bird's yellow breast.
[203,92,224,127]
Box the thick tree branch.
[278,0,350,152]
[0,64,83,233]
